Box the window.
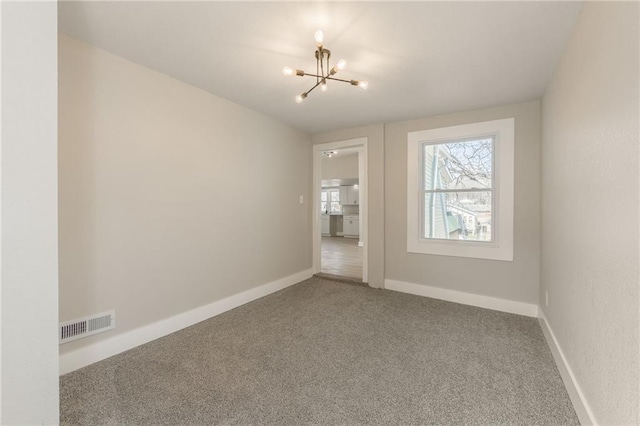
[422,137,493,242]
[407,118,514,261]
[321,188,342,214]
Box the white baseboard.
[384,279,538,317]
[60,268,314,375]
[538,312,596,426]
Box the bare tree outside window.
[422,137,494,242]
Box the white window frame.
[407,118,514,261]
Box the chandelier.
[282,30,368,103]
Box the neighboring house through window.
[407,118,514,261]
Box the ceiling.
[322,147,359,158]
[58,1,582,134]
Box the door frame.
[312,137,368,283]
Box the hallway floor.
[321,236,362,279]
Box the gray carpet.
[60,277,579,425]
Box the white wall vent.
[59,310,115,344]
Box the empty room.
[1,1,638,425]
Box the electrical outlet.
[545,290,549,307]
[299,195,304,204]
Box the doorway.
[313,138,368,283]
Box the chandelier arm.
[296,73,332,82]
[326,53,329,74]
[304,79,324,96]
[295,74,359,86]
[325,76,352,83]
[300,73,351,81]
[316,48,328,81]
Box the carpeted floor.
[60,277,579,425]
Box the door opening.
[313,138,368,283]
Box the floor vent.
[59,310,115,344]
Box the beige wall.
[312,125,385,288]
[58,36,312,353]
[385,101,541,304]
[541,2,639,424]
[1,2,59,423]
[321,154,358,180]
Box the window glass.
[321,188,342,214]
[422,138,493,242]
[423,191,492,241]
[423,138,493,191]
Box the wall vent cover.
[59,310,115,344]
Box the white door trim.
[313,138,369,283]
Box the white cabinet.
[321,215,330,236]
[343,217,353,236]
[343,215,360,238]
[339,186,348,205]
[339,185,359,205]
[349,185,359,205]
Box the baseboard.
[384,279,538,317]
[538,312,597,426]
[60,268,313,375]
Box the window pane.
[423,138,493,191]
[330,201,341,213]
[330,191,340,202]
[321,191,328,201]
[423,191,492,242]
[321,201,327,213]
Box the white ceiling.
[322,147,359,158]
[58,1,582,134]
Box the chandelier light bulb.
[314,30,325,47]
[282,66,294,76]
[295,92,307,103]
[336,59,347,70]
[321,81,328,92]
[350,80,369,90]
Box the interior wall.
[0,2,59,423]
[540,2,639,424]
[385,100,541,305]
[58,36,312,354]
[312,124,385,288]
[321,154,358,180]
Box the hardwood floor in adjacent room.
[321,236,362,279]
